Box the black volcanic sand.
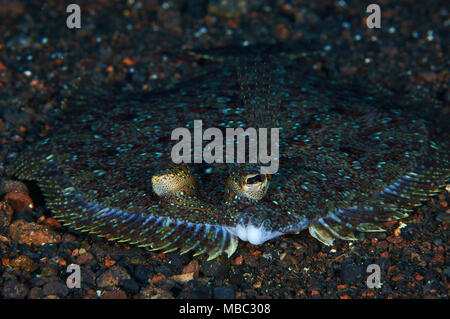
[0,0,448,299]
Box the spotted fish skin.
[6,45,450,259]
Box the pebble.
[1,279,28,299]
[170,272,195,283]
[96,265,131,288]
[200,255,230,280]
[100,289,127,299]
[443,267,450,279]
[42,281,69,298]
[80,266,96,288]
[182,260,199,276]
[340,263,365,285]
[76,252,95,265]
[10,255,38,274]
[133,264,153,284]
[8,220,61,245]
[154,265,174,277]
[28,286,43,299]
[121,278,140,295]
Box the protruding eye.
[245,174,265,185]
[226,166,270,202]
[151,163,196,198]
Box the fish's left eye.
[225,167,270,202]
[245,174,265,184]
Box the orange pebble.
[105,258,116,267]
[4,192,34,211]
[311,290,320,296]
[380,251,389,258]
[2,258,10,267]
[122,58,134,66]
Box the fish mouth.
[224,206,283,245]
[226,222,283,245]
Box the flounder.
[6,45,449,260]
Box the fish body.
[7,46,449,259]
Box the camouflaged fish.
[6,45,449,260]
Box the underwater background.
[0,0,448,299]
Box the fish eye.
[151,163,196,198]
[225,167,270,202]
[245,174,265,185]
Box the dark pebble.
[61,241,80,251]
[340,263,365,285]
[1,279,29,299]
[39,244,58,258]
[200,255,230,280]
[121,278,140,295]
[154,265,174,277]
[229,273,244,286]
[166,252,190,272]
[443,267,450,279]
[96,265,131,288]
[80,266,96,288]
[11,210,37,223]
[213,286,235,299]
[180,285,212,299]
[101,289,127,299]
[133,264,152,284]
[28,276,49,288]
[28,286,43,299]
[43,281,69,298]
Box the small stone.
[200,255,230,280]
[97,265,131,288]
[170,272,195,283]
[27,287,43,299]
[340,264,365,285]
[133,264,152,284]
[1,279,28,299]
[76,252,95,265]
[182,260,199,276]
[232,256,243,265]
[4,191,34,212]
[9,220,61,245]
[151,274,166,284]
[121,278,140,295]
[154,265,174,277]
[61,233,77,242]
[10,255,38,274]
[100,289,127,299]
[444,267,450,279]
[140,286,174,299]
[42,281,69,298]
[40,265,58,278]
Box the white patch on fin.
[227,223,283,245]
